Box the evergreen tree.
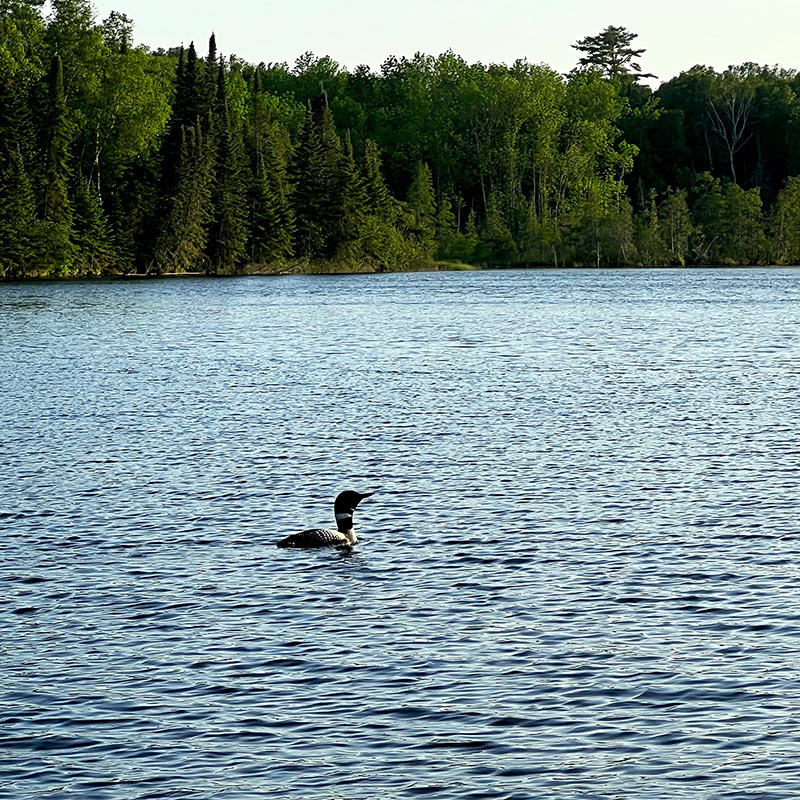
[573,26,655,82]
[316,97,344,257]
[157,41,216,272]
[246,70,293,264]
[155,123,213,271]
[105,155,162,273]
[165,42,203,168]
[335,131,369,260]
[201,33,218,117]
[289,96,342,259]
[101,11,133,53]
[478,191,519,265]
[180,41,201,125]
[289,104,324,257]
[41,54,76,274]
[455,210,480,263]
[207,62,248,273]
[247,70,293,264]
[248,135,294,264]
[0,59,38,277]
[0,146,38,278]
[359,139,413,271]
[363,139,394,221]
[435,192,459,260]
[72,175,114,274]
[160,46,186,201]
[405,161,436,261]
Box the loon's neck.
[336,513,357,543]
[336,512,352,532]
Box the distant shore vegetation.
[2,2,800,279]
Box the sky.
[87,0,800,85]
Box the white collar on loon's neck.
[335,512,354,533]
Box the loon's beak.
[357,490,376,502]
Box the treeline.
[2,1,800,278]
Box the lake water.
[2,268,800,799]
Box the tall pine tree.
[207,61,248,273]
[315,96,344,258]
[363,139,394,221]
[335,130,369,261]
[40,54,76,274]
[290,102,326,258]
[0,66,38,277]
[201,33,218,118]
[405,161,437,262]
[435,192,459,261]
[72,175,114,275]
[247,69,293,265]
[155,123,214,271]
[178,41,201,125]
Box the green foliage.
[573,26,655,82]
[0,0,46,84]
[0,38,39,278]
[1,5,799,277]
[359,215,415,272]
[40,53,76,273]
[363,139,394,221]
[770,177,800,264]
[634,191,670,266]
[101,11,132,53]
[207,63,248,273]
[336,131,369,259]
[180,41,201,123]
[478,192,518,265]
[692,174,767,265]
[247,70,293,264]
[434,193,458,260]
[72,175,114,274]
[0,145,39,277]
[315,100,345,257]
[457,211,480,263]
[658,64,800,202]
[564,188,635,267]
[201,33,217,116]
[155,124,214,271]
[248,143,293,264]
[405,161,436,260]
[87,46,172,189]
[292,52,347,108]
[659,189,693,265]
[289,103,328,258]
[105,154,161,272]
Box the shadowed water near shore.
[2,268,800,799]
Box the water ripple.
[2,269,800,798]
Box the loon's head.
[334,490,374,532]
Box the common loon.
[276,490,375,548]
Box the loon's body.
[276,490,375,549]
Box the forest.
[2,0,800,278]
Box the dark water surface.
[2,268,800,799]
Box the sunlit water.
[2,268,800,799]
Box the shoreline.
[1,261,798,284]
[0,259,483,282]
